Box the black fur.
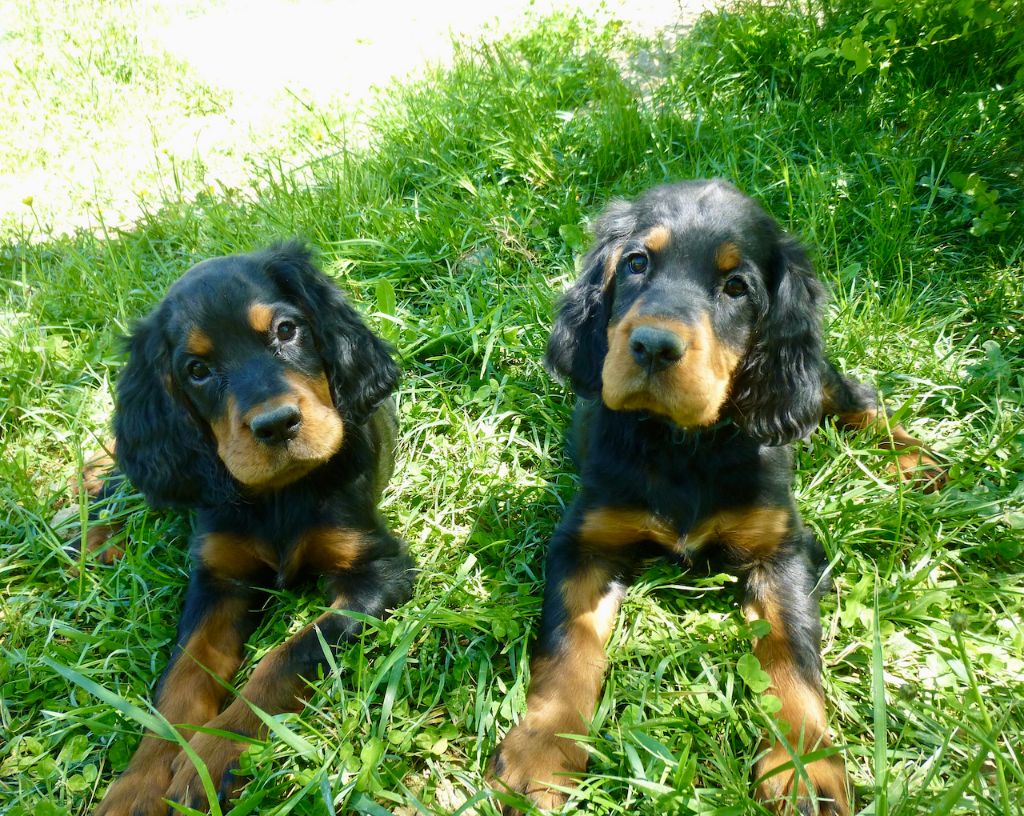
[114,305,233,509]
[545,200,637,397]
[260,243,399,425]
[112,242,399,508]
[729,235,826,445]
[92,242,413,814]
[546,179,826,445]
[492,180,853,815]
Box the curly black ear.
[730,235,826,445]
[113,308,233,508]
[261,242,399,425]
[545,201,636,397]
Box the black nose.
[629,326,686,373]
[249,404,302,445]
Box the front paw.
[488,719,588,815]
[94,766,173,816]
[165,732,247,811]
[896,449,946,493]
[755,742,850,815]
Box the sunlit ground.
[0,0,713,236]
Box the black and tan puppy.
[489,180,943,814]
[92,243,413,815]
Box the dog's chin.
[239,447,333,491]
[602,377,725,430]
[221,421,345,492]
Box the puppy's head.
[114,242,398,507]
[546,180,825,445]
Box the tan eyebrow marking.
[602,246,624,286]
[248,303,274,333]
[643,225,671,253]
[186,328,213,356]
[715,241,742,273]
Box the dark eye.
[187,360,211,382]
[625,253,649,275]
[722,276,748,297]
[275,320,297,342]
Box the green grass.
[2,0,1023,814]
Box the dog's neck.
[574,400,790,532]
[594,402,742,454]
[668,415,737,450]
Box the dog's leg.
[488,524,629,814]
[94,565,263,816]
[821,361,945,491]
[64,443,125,565]
[68,480,124,565]
[164,542,413,810]
[744,539,850,815]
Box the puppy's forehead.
[638,181,770,245]
[166,255,284,336]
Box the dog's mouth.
[601,314,740,428]
[211,372,344,489]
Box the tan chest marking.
[281,527,364,581]
[200,532,277,582]
[579,505,790,558]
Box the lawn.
[1,0,1022,814]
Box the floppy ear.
[730,235,826,446]
[262,242,399,425]
[113,308,233,508]
[545,201,635,398]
